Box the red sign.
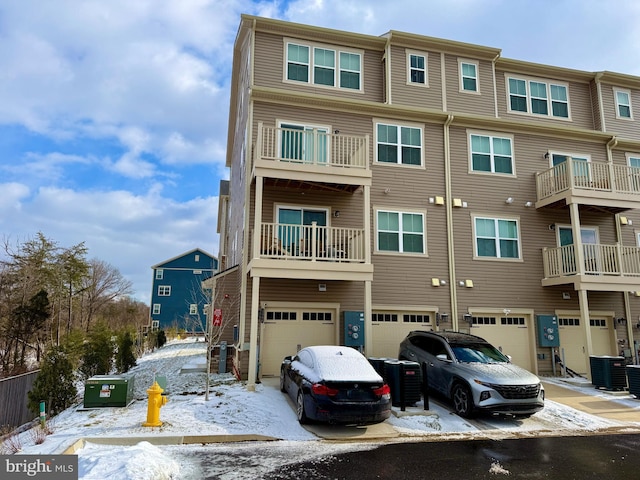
[213,308,223,326]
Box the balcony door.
[558,226,599,273]
[552,153,590,186]
[279,122,329,164]
[278,207,328,255]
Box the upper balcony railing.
[542,243,640,278]
[255,222,366,263]
[255,123,369,170]
[536,160,640,202]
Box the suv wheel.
[452,383,474,418]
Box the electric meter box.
[83,374,135,408]
[343,311,365,348]
[536,315,560,347]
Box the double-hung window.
[474,217,520,259]
[407,51,427,85]
[376,123,422,166]
[152,304,161,315]
[507,76,569,118]
[286,40,361,91]
[470,133,513,174]
[189,304,198,315]
[614,88,632,119]
[460,60,478,92]
[155,269,163,280]
[377,210,425,254]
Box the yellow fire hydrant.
[142,381,168,427]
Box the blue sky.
[1,0,639,302]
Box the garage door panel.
[557,317,614,376]
[470,316,532,371]
[371,312,434,359]
[261,309,335,376]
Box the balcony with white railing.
[536,160,640,210]
[541,243,640,290]
[253,123,371,186]
[249,222,373,281]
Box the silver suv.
[399,331,544,418]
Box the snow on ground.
[7,337,640,479]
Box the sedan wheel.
[279,370,286,393]
[296,391,309,424]
[452,383,474,418]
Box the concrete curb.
[61,434,280,454]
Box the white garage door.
[469,315,533,371]
[558,317,614,376]
[371,312,434,359]
[260,308,336,376]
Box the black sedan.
[280,345,391,425]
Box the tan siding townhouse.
[214,15,640,387]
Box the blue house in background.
[149,248,218,333]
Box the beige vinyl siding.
[449,126,623,315]
[495,71,595,129]
[444,54,496,117]
[601,83,640,140]
[590,79,603,131]
[252,31,385,103]
[388,45,442,109]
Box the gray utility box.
[84,374,135,408]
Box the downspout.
[443,114,457,330]
[595,72,606,132]
[384,34,392,104]
[608,135,636,363]
[491,53,500,118]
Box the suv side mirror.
[436,354,452,362]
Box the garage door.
[260,308,336,376]
[558,317,614,375]
[371,311,434,358]
[469,315,533,371]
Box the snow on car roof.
[304,346,383,383]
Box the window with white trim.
[507,76,569,118]
[614,88,632,119]
[285,41,361,91]
[376,123,423,165]
[407,51,427,85]
[158,285,171,296]
[151,320,159,329]
[189,304,198,315]
[469,133,513,174]
[155,269,163,280]
[460,60,478,92]
[628,155,640,169]
[474,216,520,259]
[152,304,161,315]
[376,210,425,254]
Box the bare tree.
[79,259,133,332]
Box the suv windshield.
[451,343,509,364]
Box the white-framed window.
[158,285,171,296]
[628,154,640,169]
[189,304,198,315]
[151,320,159,329]
[375,122,423,166]
[459,59,478,93]
[507,75,569,119]
[155,269,163,280]
[285,40,362,91]
[195,254,200,261]
[407,51,427,86]
[376,209,426,254]
[614,88,632,119]
[152,304,161,315]
[469,132,514,175]
[473,216,521,259]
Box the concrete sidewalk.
[542,380,640,423]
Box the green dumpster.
[83,375,135,408]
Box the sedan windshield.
[451,343,509,364]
